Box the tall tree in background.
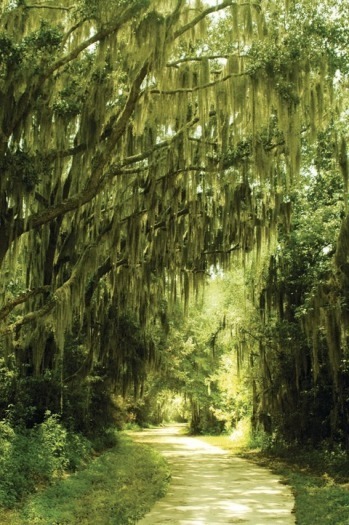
[0,0,347,432]
[249,124,349,446]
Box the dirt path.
[131,425,295,525]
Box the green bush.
[0,414,92,509]
[89,426,119,452]
[10,435,170,525]
[248,428,274,450]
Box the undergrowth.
[0,413,92,509]
[246,447,349,525]
[0,418,170,524]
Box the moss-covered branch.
[24,4,73,10]
[149,71,246,95]
[0,286,51,321]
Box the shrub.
[0,414,92,509]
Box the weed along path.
[131,425,295,525]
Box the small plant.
[248,429,274,450]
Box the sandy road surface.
[131,426,295,525]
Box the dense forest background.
[1,0,349,502]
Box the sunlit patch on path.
[132,425,295,525]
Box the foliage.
[0,314,155,435]
[0,414,92,509]
[260,447,349,525]
[134,272,254,435]
[0,0,348,473]
[248,126,349,446]
[3,434,170,525]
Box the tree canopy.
[0,0,348,443]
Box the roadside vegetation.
[259,450,349,525]
[198,423,349,525]
[1,428,169,525]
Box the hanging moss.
[339,137,348,212]
[0,0,344,409]
[323,307,342,388]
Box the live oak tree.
[0,0,348,433]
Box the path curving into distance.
[131,425,295,525]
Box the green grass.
[282,469,349,525]
[2,434,170,525]
[197,434,349,525]
[250,449,349,525]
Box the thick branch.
[108,117,200,171]
[25,4,73,10]
[0,254,127,337]
[0,300,56,336]
[44,143,87,161]
[189,136,218,147]
[85,257,112,308]
[99,63,149,160]
[44,29,115,78]
[62,20,89,47]
[13,63,148,235]
[149,71,246,95]
[44,2,149,77]
[173,1,259,40]
[0,286,51,321]
[167,54,235,67]
[203,244,240,255]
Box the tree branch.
[203,244,240,255]
[44,2,149,78]
[149,71,246,96]
[167,54,237,67]
[44,143,87,161]
[61,19,89,48]
[108,117,200,171]
[189,136,218,147]
[14,63,148,235]
[0,300,56,336]
[0,286,51,321]
[0,250,131,337]
[24,4,73,10]
[173,1,259,40]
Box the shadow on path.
[131,425,295,525]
